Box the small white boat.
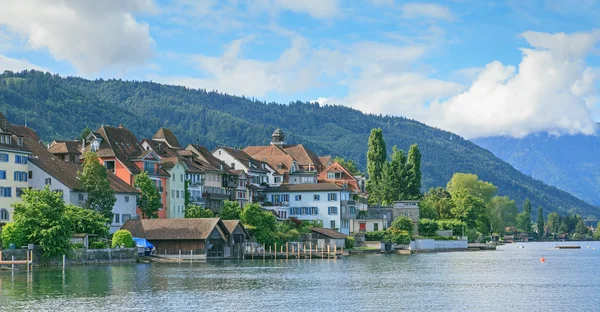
[518,245,525,249]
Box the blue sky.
[1,0,600,138]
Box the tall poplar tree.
[405,144,422,199]
[78,152,116,221]
[366,128,387,205]
[537,206,545,238]
[134,171,161,219]
[516,198,533,234]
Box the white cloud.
[0,0,155,75]
[424,30,600,138]
[0,55,46,72]
[401,3,454,21]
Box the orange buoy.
[540,257,545,263]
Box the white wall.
[0,150,31,222]
[28,162,74,202]
[110,193,137,233]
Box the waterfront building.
[0,113,31,223]
[366,200,421,233]
[47,140,82,163]
[82,125,169,218]
[212,146,280,187]
[308,227,348,249]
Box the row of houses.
[1,112,389,234]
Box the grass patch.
[350,246,380,251]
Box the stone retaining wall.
[0,248,138,266]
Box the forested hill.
[1,70,597,218]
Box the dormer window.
[91,140,100,152]
[17,137,23,146]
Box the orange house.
[318,161,362,194]
[83,125,169,219]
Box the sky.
[1,0,600,139]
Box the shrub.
[437,219,466,236]
[89,241,107,249]
[365,231,386,241]
[71,242,86,249]
[345,236,355,249]
[418,218,438,237]
[390,216,414,236]
[111,230,135,248]
[385,229,411,245]
[1,223,28,248]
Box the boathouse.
[308,228,348,249]
[121,218,231,259]
[222,220,250,259]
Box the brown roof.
[152,127,182,149]
[311,228,348,239]
[187,144,232,174]
[283,144,323,168]
[318,156,332,167]
[244,143,326,174]
[218,147,270,173]
[121,218,230,240]
[318,162,361,193]
[25,137,138,194]
[9,125,41,142]
[84,125,144,174]
[221,220,250,239]
[0,113,30,153]
[48,140,82,155]
[270,182,348,192]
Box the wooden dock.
[0,250,34,271]
[555,245,581,249]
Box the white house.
[212,147,275,186]
[262,183,354,234]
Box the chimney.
[118,124,124,128]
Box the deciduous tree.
[537,206,545,238]
[78,152,116,221]
[219,200,242,220]
[366,128,386,205]
[134,171,161,219]
[184,204,214,218]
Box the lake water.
[1,241,599,311]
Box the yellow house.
[0,113,31,223]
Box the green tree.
[332,156,361,175]
[219,200,242,220]
[184,180,191,208]
[537,206,545,238]
[366,128,387,205]
[1,222,28,248]
[379,161,395,205]
[184,204,214,218]
[390,146,408,200]
[134,171,161,219]
[488,196,518,233]
[111,229,135,248]
[450,190,487,230]
[241,203,277,245]
[418,218,439,236]
[12,187,73,258]
[546,212,560,234]
[574,218,590,236]
[516,198,533,234]
[420,187,452,219]
[78,152,116,221]
[446,173,497,204]
[65,205,110,237]
[405,144,422,199]
[390,216,414,237]
[80,126,91,141]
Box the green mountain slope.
[1,70,597,217]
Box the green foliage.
[385,229,411,244]
[89,241,107,249]
[65,205,110,237]
[450,190,487,229]
[366,128,386,205]
[184,204,214,218]
[447,173,497,204]
[111,230,135,248]
[547,212,560,234]
[345,236,355,249]
[537,206,545,237]
[1,70,596,218]
[1,222,28,248]
[12,187,72,258]
[594,226,600,240]
[574,218,590,236]
[78,152,116,221]
[184,180,191,208]
[241,203,277,245]
[134,171,161,219]
[219,200,241,220]
[71,242,85,249]
[381,146,408,205]
[488,196,518,233]
[516,198,533,234]
[364,231,386,241]
[437,219,466,236]
[418,218,439,237]
[420,187,452,219]
[333,157,361,175]
[405,144,422,199]
[80,126,91,141]
[390,216,414,236]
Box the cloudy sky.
[1,0,599,139]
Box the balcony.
[252,195,266,202]
[202,186,231,200]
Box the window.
[172,174,176,181]
[0,187,11,197]
[125,196,130,203]
[171,190,175,198]
[327,172,335,179]
[176,190,180,199]
[330,220,336,228]
[0,153,8,162]
[0,170,5,179]
[314,194,320,201]
[328,193,337,201]
[295,195,302,201]
[328,206,337,215]
[274,177,282,183]
[16,188,26,197]
[91,140,99,152]
[15,155,27,164]
[231,163,235,169]
[279,210,287,219]
[310,207,318,215]
[122,214,132,222]
[0,208,8,221]
[114,214,120,224]
[45,178,52,185]
[272,194,280,204]
[180,174,183,182]
[290,207,301,215]
[374,223,379,231]
[17,137,23,146]
[13,171,27,182]
[28,171,32,179]
[282,194,289,202]
[78,193,84,201]
[301,207,308,215]
[144,161,154,174]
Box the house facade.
[0,113,31,223]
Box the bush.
[390,216,414,236]
[89,241,107,249]
[365,231,386,241]
[437,219,466,236]
[111,230,135,248]
[1,223,28,248]
[466,228,481,243]
[345,236,355,249]
[385,229,411,245]
[71,242,86,249]
[418,218,439,237]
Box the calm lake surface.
[1,241,599,311]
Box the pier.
[0,250,34,272]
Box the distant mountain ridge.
[475,133,600,207]
[0,70,598,217]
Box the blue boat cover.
[132,237,155,249]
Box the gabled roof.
[311,228,348,239]
[48,140,82,155]
[186,144,232,174]
[25,137,138,194]
[283,144,323,169]
[121,218,230,240]
[216,147,270,173]
[152,127,182,149]
[0,112,29,153]
[318,162,361,193]
[222,220,250,239]
[9,125,41,142]
[84,125,143,174]
[244,144,295,174]
[318,156,332,167]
